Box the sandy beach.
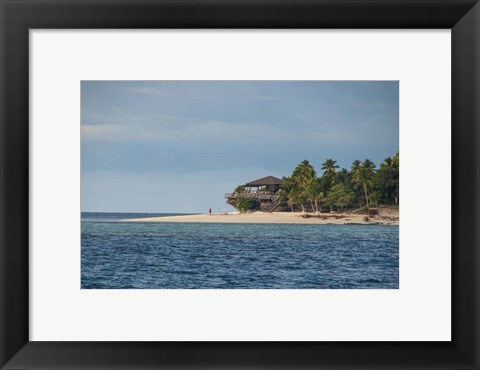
[126,211,399,225]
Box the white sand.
[126,211,399,225]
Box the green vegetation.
[280,151,399,212]
[325,183,355,211]
[236,196,258,213]
[234,185,246,194]
[228,152,399,213]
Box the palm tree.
[291,160,316,211]
[277,176,294,210]
[351,159,362,174]
[338,168,349,177]
[380,156,394,169]
[392,151,399,168]
[378,153,399,205]
[288,188,304,212]
[362,159,376,171]
[369,191,380,208]
[292,160,316,188]
[321,159,339,176]
[350,160,362,206]
[392,151,399,204]
[352,160,376,206]
[306,178,324,213]
[336,168,351,186]
[353,168,372,206]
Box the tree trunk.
[301,203,305,212]
[364,184,369,206]
[314,200,319,213]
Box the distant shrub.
[236,197,257,213]
[234,185,246,194]
[361,205,370,213]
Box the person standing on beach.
[209,208,212,215]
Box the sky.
[81,81,399,213]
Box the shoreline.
[125,211,399,225]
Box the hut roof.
[245,176,283,187]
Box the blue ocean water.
[81,212,399,289]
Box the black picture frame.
[1,0,479,369]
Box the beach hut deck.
[225,175,284,211]
[225,191,277,200]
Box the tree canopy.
[230,151,399,213]
[278,152,399,212]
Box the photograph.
[3,0,479,367]
[81,80,399,289]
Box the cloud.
[250,95,285,101]
[81,118,297,144]
[81,168,271,213]
[80,116,392,150]
[81,124,120,141]
[124,87,174,96]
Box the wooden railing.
[225,191,277,200]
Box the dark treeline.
[278,152,399,213]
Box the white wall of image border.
[30,30,451,341]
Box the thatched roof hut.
[244,176,283,192]
[245,176,283,187]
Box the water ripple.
[81,220,399,289]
